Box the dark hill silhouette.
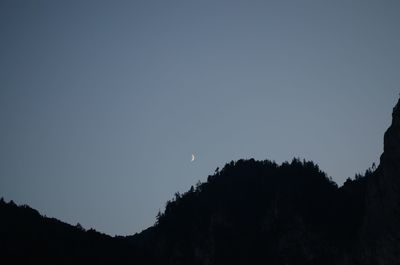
[144,158,372,265]
[1,98,400,264]
[0,198,141,264]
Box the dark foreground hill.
[1,99,400,265]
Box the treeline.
[1,158,374,265]
[149,158,370,265]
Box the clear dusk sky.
[1,0,399,235]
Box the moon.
[191,154,195,162]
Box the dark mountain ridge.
[1,98,400,264]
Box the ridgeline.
[2,99,400,265]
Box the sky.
[1,0,399,236]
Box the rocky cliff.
[360,99,400,265]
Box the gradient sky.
[1,0,399,236]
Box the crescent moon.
[191,154,195,162]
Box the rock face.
[361,99,400,264]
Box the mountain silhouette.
[2,99,400,265]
